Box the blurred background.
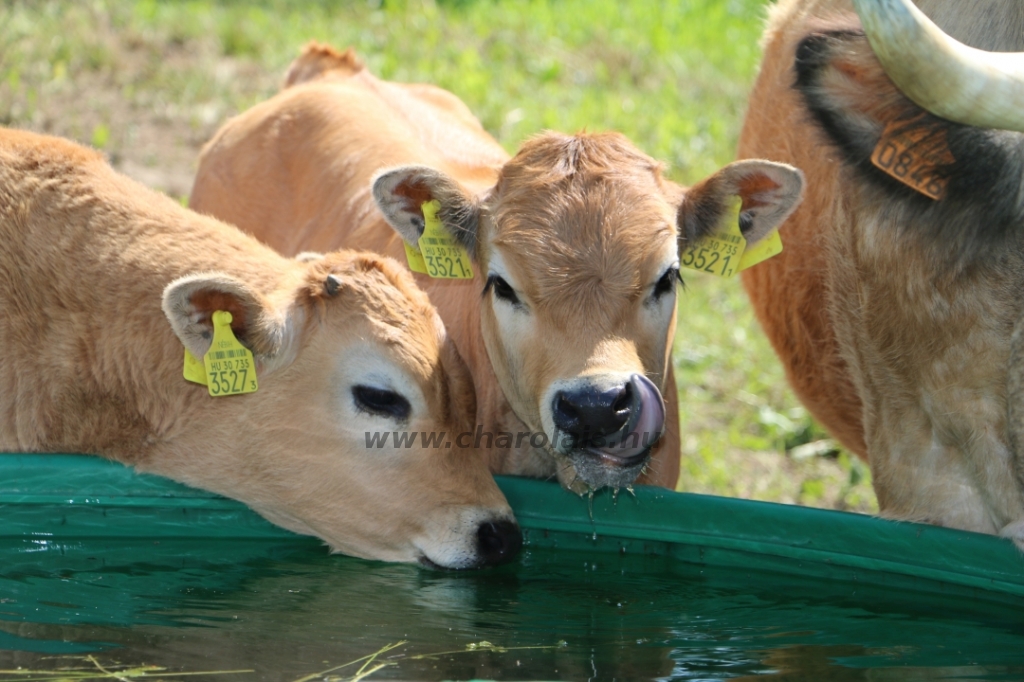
[0,0,875,512]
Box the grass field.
[0,0,876,512]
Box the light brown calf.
[739,0,1024,544]
[0,128,520,568]
[191,44,804,492]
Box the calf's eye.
[484,274,520,306]
[352,385,411,421]
[651,266,681,301]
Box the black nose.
[552,382,633,445]
[476,520,523,566]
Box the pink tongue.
[593,375,665,460]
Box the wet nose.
[552,382,633,443]
[476,520,523,566]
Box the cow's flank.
[0,127,519,568]
[738,0,1024,547]
[191,44,804,493]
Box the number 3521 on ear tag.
[680,197,784,277]
[680,198,746,278]
[404,200,474,279]
[183,310,258,397]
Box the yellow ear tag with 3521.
[680,197,746,278]
[739,228,783,271]
[404,240,429,275]
[413,200,474,279]
[183,310,258,397]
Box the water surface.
[0,538,1022,681]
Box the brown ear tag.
[871,116,955,200]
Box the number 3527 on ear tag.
[183,310,258,397]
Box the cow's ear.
[678,160,804,249]
[372,165,481,258]
[162,273,290,365]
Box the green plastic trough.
[2,452,1023,612]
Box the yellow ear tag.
[680,197,746,278]
[199,311,258,397]
[403,241,429,275]
[183,349,208,385]
[416,200,474,279]
[739,228,783,271]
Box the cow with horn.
[739,0,1024,545]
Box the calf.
[190,44,804,492]
[738,0,1024,544]
[0,128,519,568]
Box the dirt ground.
[1,9,281,198]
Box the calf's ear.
[162,273,290,364]
[678,160,804,249]
[372,165,481,258]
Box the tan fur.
[738,0,1024,542]
[0,128,514,568]
[284,41,365,87]
[191,44,804,492]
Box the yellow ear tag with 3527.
[183,310,258,397]
[183,348,208,385]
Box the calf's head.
[374,132,803,490]
[162,251,519,568]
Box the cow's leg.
[869,376,1024,536]
[864,387,999,532]
[638,365,680,489]
[1002,316,1024,549]
[1000,519,1024,552]
[1006,317,1024,493]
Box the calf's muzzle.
[476,519,523,566]
[553,374,666,467]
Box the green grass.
[0,0,876,512]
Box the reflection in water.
[0,538,1022,681]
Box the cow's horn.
[852,0,1024,132]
